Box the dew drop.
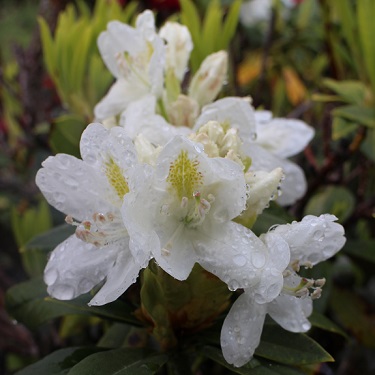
[44,268,58,285]
[312,230,323,241]
[251,251,266,269]
[233,254,247,267]
[52,284,75,300]
[228,279,240,291]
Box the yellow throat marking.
[106,158,129,199]
[167,150,202,199]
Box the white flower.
[120,95,191,145]
[36,123,150,305]
[195,99,314,205]
[159,22,193,81]
[248,110,315,205]
[94,10,165,120]
[221,214,346,367]
[188,51,228,107]
[122,136,275,290]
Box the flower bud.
[159,22,193,81]
[188,51,228,107]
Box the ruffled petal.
[272,214,346,264]
[221,293,267,367]
[267,293,312,332]
[256,118,314,158]
[44,235,118,300]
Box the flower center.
[105,158,129,199]
[167,150,203,200]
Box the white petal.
[256,118,315,158]
[252,232,290,304]
[254,110,272,124]
[148,36,165,97]
[89,245,143,306]
[44,235,118,300]
[154,223,197,281]
[221,293,266,367]
[94,78,148,120]
[36,154,109,221]
[120,96,190,145]
[267,293,312,332]
[195,222,266,290]
[244,143,307,205]
[194,97,257,140]
[272,214,346,264]
[245,168,284,216]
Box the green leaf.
[361,128,375,162]
[11,200,53,249]
[309,312,348,338]
[180,0,203,71]
[323,79,366,105]
[332,105,375,128]
[38,17,56,80]
[5,278,140,329]
[304,185,355,223]
[357,0,375,92]
[203,346,304,374]
[19,224,74,277]
[67,348,168,375]
[50,114,86,157]
[220,0,242,50]
[15,347,106,375]
[343,239,375,264]
[255,325,333,365]
[202,0,222,54]
[332,116,358,140]
[330,287,375,348]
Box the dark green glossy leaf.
[67,348,168,375]
[15,347,106,375]
[255,325,333,365]
[5,278,140,329]
[309,312,348,338]
[203,346,304,374]
[20,224,74,277]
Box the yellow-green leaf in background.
[332,105,375,128]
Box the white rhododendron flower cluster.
[36,10,346,368]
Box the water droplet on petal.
[233,254,247,267]
[228,279,240,291]
[251,251,266,269]
[52,284,75,300]
[44,268,58,285]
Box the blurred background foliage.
[0,0,374,374]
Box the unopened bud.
[188,51,228,107]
